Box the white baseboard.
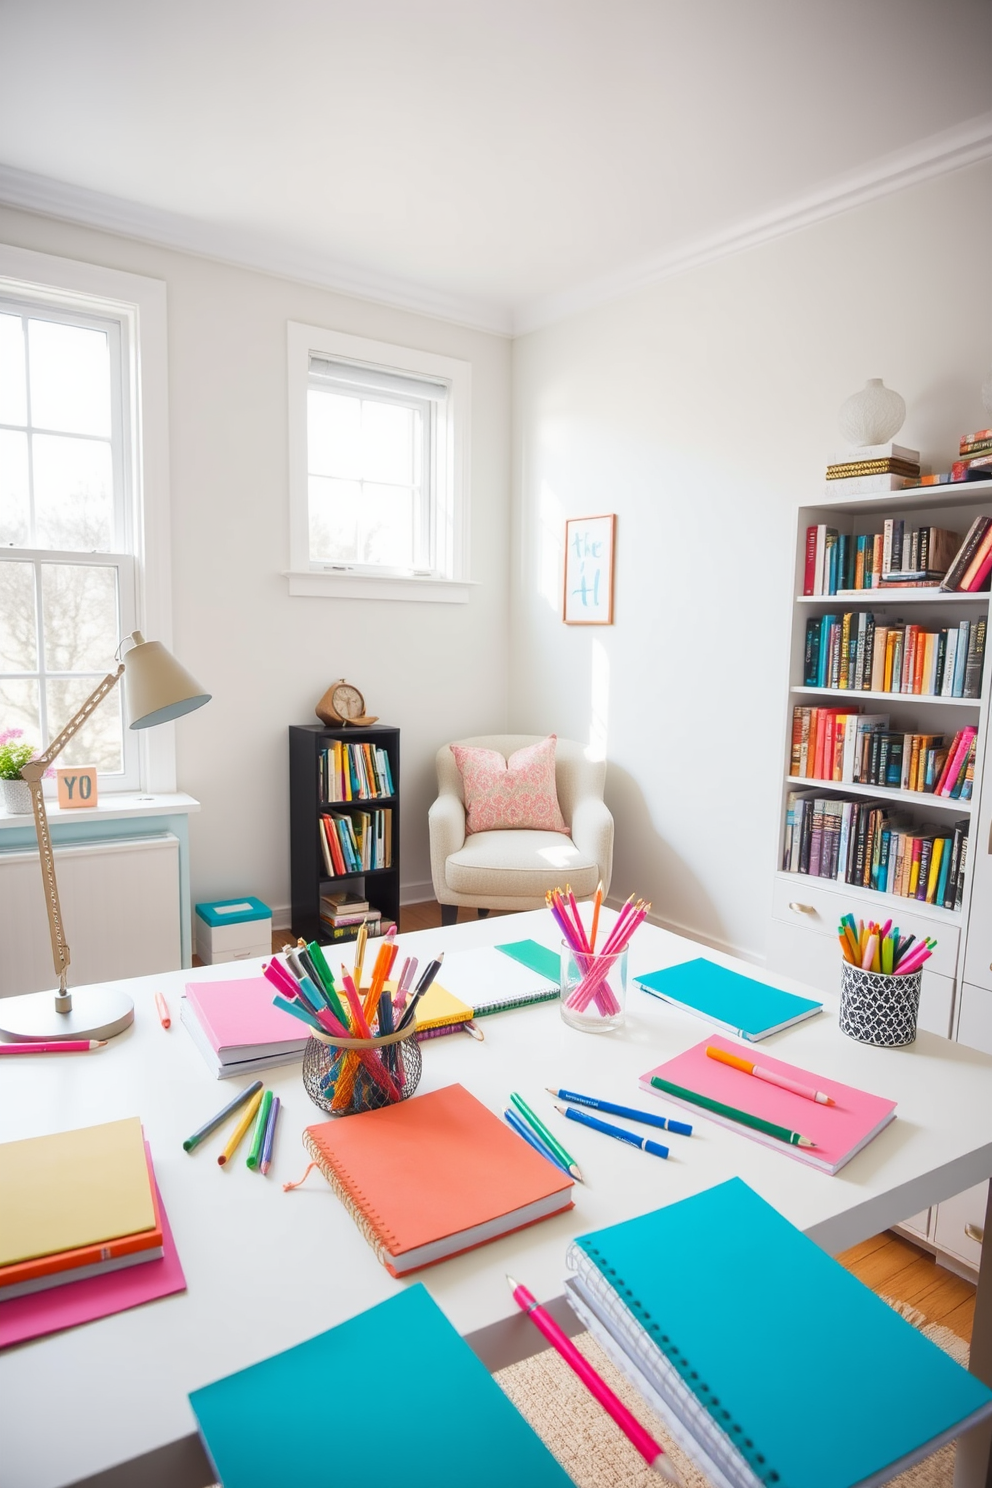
[400,879,434,906]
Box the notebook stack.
[181,975,310,1078]
[565,1180,992,1488]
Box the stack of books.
[939,515,992,592]
[318,892,393,941]
[951,428,992,483]
[318,808,392,877]
[789,708,976,797]
[805,521,961,595]
[803,612,984,697]
[181,976,311,1078]
[823,442,921,495]
[564,1180,992,1488]
[318,740,394,802]
[783,791,968,908]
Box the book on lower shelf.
[565,1179,992,1488]
[802,612,985,698]
[789,708,976,798]
[782,790,968,908]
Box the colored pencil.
[246,1089,274,1169]
[705,1046,834,1105]
[504,1110,572,1176]
[555,1103,669,1159]
[590,881,603,951]
[649,1075,815,1148]
[510,1092,584,1181]
[217,1088,265,1166]
[507,1277,680,1481]
[154,992,171,1029]
[183,1080,264,1152]
[396,953,444,1030]
[546,1087,692,1135]
[0,1039,107,1054]
[259,1095,280,1175]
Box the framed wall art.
[563,514,616,625]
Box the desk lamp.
[0,632,210,1042]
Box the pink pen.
[508,1277,680,1482]
[0,1039,107,1054]
[706,1046,834,1104]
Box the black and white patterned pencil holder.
[839,963,922,1047]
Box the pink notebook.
[0,1149,186,1348]
[639,1034,897,1174]
[185,976,308,1054]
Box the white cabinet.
[933,1184,986,1273]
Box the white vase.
[838,379,906,446]
[0,778,32,814]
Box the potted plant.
[0,729,51,814]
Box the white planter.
[0,778,33,814]
[838,378,906,445]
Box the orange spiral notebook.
[301,1084,574,1276]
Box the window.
[288,324,472,601]
[0,246,173,793]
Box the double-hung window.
[0,300,137,784]
[288,324,471,601]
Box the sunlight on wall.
[588,639,609,761]
[538,479,564,611]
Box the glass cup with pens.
[550,884,647,1035]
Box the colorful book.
[639,1034,896,1173]
[634,958,821,1041]
[298,1083,573,1276]
[190,1285,576,1488]
[495,938,561,982]
[182,976,309,1078]
[440,944,561,1016]
[565,1180,992,1488]
[412,980,475,1037]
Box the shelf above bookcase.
[813,478,992,517]
[790,686,981,708]
[783,775,973,814]
[796,590,988,605]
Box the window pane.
[0,314,26,426]
[28,319,112,437]
[46,676,123,773]
[308,390,361,479]
[0,429,30,545]
[360,484,415,567]
[32,434,113,551]
[0,559,38,671]
[309,476,360,562]
[41,563,119,673]
[361,399,415,485]
[0,677,41,746]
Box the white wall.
[510,162,992,961]
[0,206,512,919]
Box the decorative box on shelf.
[195,896,272,964]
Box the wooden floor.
[267,899,977,1341]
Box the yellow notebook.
[0,1116,156,1267]
[413,982,473,1032]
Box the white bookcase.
[768,478,992,1277]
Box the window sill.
[285,571,477,603]
[0,791,201,830]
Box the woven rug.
[493,1298,970,1488]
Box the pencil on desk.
[218,1088,265,1166]
[555,1103,669,1160]
[184,1080,264,1153]
[510,1093,584,1181]
[259,1096,280,1175]
[246,1089,274,1170]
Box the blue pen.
[547,1087,692,1137]
[504,1110,572,1176]
[554,1103,669,1160]
[272,994,322,1030]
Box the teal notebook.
[189,1284,576,1488]
[635,957,821,1041]
[496,938,561,982]
[567,1180,992,1488]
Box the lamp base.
[0,985,135,1042]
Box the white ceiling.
[1,0,990,334]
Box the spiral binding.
[569,1239,780,1488]
[302,1129,398,1268]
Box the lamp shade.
[122,631,211,730]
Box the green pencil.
[649,1076,815,1148]
[246,1089,274,1169]
[510,1093,584,1180]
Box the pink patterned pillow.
[451,736,569,835]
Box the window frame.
[0,243,175,791]
[287,322,473,602]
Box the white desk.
[4,910,992,1488]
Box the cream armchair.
[429,735,613,925]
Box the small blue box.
[195,896,272,964]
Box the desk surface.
[4,910,992,1488]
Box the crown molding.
[0,163,513,337]
[512,111,992,335]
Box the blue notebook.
[635,957,822,1040]
[566,1179,992,1488]
[189,1284,576,1488]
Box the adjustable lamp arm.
[19,665,124,1003]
